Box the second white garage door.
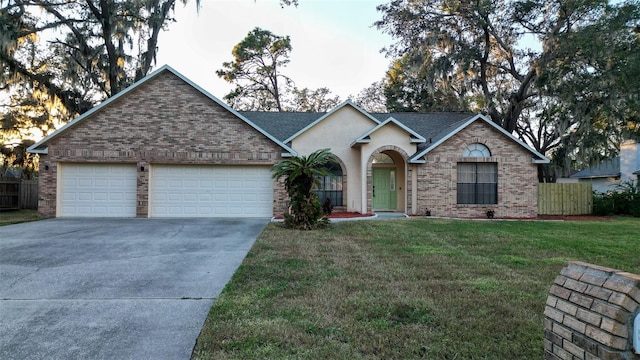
[150,165,273,218]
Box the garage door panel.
[150,165,273,218]
[60,164,137,217]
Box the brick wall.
[544,262,640,360]
[415,121,539,218]
[37,70,286,217]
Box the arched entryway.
[368,147,408,213]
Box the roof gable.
[28,65,295,155]
[284,100,380,143]
[409,114,550,164]
[352,117,426,147]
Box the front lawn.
[192,218,640,359]
[0,209,41,226]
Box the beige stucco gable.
[291,105,378,213]
[357,121,418,160]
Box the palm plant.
[271,149,337,229]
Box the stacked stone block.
[544,262,640,360]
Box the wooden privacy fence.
[538,183,593,215]
[0,177,38,210]
[20,180,38,210]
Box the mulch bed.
[272,212,375,220]
[274,213,616,221]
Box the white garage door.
[60,164,137,217]
[150,165,273,218]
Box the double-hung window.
[457,162,497,204]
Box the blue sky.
[156,0,394,100]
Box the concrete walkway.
[0,218,266,360]
[374,212,408,219]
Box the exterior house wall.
[578,177,621,194]
[37,71,285,217]
[415,121,539,218]
[291,106,377,213]
[620,140,640,183]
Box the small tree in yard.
[272,149,337,230]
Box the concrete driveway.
[0,218,267,360]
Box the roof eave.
[571,173,621,179]
[26,65,297,156]
[411,114,551,162]
[26,66,174,153]
[27,146,48,154]
[350,139,371,148]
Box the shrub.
[592,180,640,217]
[272,149,337,229]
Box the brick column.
[544,262,640,360]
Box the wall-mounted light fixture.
[44,165,49,171]
[140,166,145,172]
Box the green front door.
[372,168,397,210]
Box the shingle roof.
[370,113,475,145]
[239,111,324,143]
[570,157,620,179]
[239,111,475,143]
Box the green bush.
[592,180,640,217]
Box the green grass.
[0,209,42,226]
[192,218,640,359]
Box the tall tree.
[352,79,387,113]
[375,0,640,176]
[217,27,292,111]
[1,0,200,144]
[286,87,341,112]
[531,1,640,175]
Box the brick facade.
[36,71,286,217]
[415,121,539,218]
[544,262,640,360]
[34,68,544,219]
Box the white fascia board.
[284,100,380,144]
[164,66,297,156]
[385,117,426,142]
[28,146,48,154]
[352,117,426,148]
[409,114,479,161]
[27,65,174,154]
[410,114,550,164]
[349,138,371,147]
[27,64,297,156]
